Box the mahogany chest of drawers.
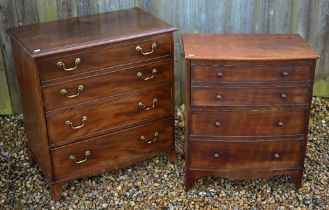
[182,34,319,189]
[9,8,177,200]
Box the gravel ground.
[1,97,328,209]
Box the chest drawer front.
[189,140,303,170]
[192,64,312,83]
[47,85,172,145]
[191,109,306,137]
[42,60,172,111]
[51,118,173,180]
[191,86,310,107]
[38,35,171,81]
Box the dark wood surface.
[2,0,329,115]
[47,85,172,145]
[183,34,319,190]
[185,169,304,191]
[42,60,172,111]
[190,109,307,137]
[191,86,310,107]
[51,118,173,180]
[189,140,303,170]
[191,63,313,83]
[11,41,53,180]
[8,8,177,58]
[38,33,171,81]
[182,34,319,61]
[184,59,192,177]
[9,8,176,200]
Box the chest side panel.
[11,40,53,180]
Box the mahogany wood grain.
[189,140,303,170]
[8,8,177,58]
[191,109,306,137]
[27,146,36,167]
[11,41,53,180]
[51,118,174,180]
[184,59,192,163]
[50,182,65,201]
[10,8,176,200]
[185,169,303,191]
[47,85,172,145]
[42,60,172,111]
[191,59,315,67]
[38,34,171,81]
[192,64,313,83]
[191,86,310,107]
[182,34,319,61]
[182,34,319,190]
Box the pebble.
[0,98,329,209]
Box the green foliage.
[313,78,329,98]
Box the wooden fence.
[0,0,328,114]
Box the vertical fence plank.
[297,0,313,40]
[229,0,257,33]
[76,0,99,16]
[176,0,193,103]
[313,0,329,97]
[56,0,77,19]
[239,0,257,33]
[135,0,153,12]
[118,0,136,10]
[36,0,58,22]
[204,0,226,33]
[290,0,299,33]
[0,0,22,113]
[14,0,39,25]
[230,0,242,33]
[255,0,274,33]
[274,0,293,33]
[0,48,12,114]
[98,0,119,13]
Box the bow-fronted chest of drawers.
[9,8,177,200]
[182,34,319,189]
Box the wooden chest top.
[182,34,319,61]
[8,7,177,58]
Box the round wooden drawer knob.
[217,72,223,78]
[213,152,220,159]
[215,121,222,127]
[280,93,287,99]
[216,94,222,100]
[281,71,289,77]
[277,121,284,127]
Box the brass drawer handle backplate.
[139,131,160,144]
[57,58,81,71]
[65,116,88,130]
[69,150,91,164]
[60,85,84,98]
[137,68,158,81]
[139,98,158,111]
[136,43,157,55]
